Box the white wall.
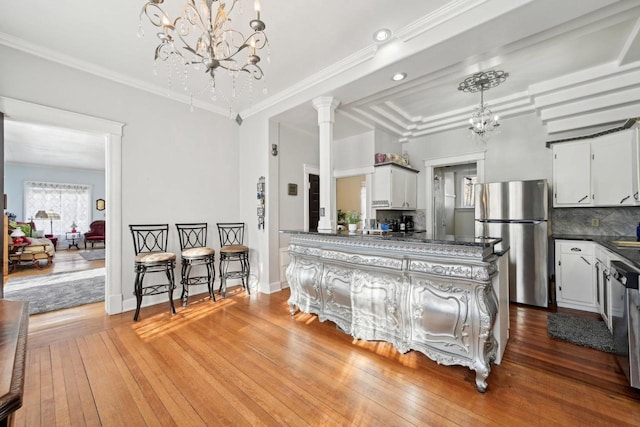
[278,124,318,247]
[0,44,239,313]
[334,131,374,172]
[5,162,106,222]
[374,129,402,160]
[404,112,553,210]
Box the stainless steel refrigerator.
[475,179,549,308]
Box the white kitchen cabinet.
[591,129,636,206]
[552,128,638,207]
[372,163,419,209]
[552,142,591,207]
[555,240,598,313]
[594,246,620,332]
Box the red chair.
[84,220,105,249]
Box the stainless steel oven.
[609,260,640,389]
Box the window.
[24,181,91,236]
[462,176,477,208]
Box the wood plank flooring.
[7,248,104,280]
[13,289,640,426]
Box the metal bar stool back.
[175,223,216,305]
[129,224,177,321]
[217,222,250,297]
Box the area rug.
[547,313,626,355]
[4,268,105,315]
[79,249,105,261]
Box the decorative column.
[312,96,341,233]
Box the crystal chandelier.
[458,70,508,140]
[138,0,269,111]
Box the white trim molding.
[0,96,124,315]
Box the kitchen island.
[283,230,507,392]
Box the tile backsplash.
[551,206,640,236]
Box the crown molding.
[241,45,377,119]
[395,0,489,42]
[0,31,229,116]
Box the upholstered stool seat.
[217,223,250,298]
[220,245,249,254]
[129,224,177,321]
[176,223,216,306]
[182,247,215,258]
[135,252,176,263]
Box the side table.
[65,232,82,250]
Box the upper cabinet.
[552,128,638,207]
[372,163,419,210]
[552,141,591,206]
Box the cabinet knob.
[570,247,582,252]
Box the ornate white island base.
[284,231,505,392]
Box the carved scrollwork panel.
[287,255,323,314]
[409,277,472,356]
[321,263,354,329]
[350,269,404,345]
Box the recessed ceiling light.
[373,28,391,42]
[392,72,407,82]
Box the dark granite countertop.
[552,234,640,269]
[282,230,502,249]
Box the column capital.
[312,96,341,124]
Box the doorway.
[308,173,320,232]
[433,164,477,238]
[0,96,124,315]
[425,152,485,238]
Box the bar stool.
[217,222,250,297]
[175,223,216,305]
[129,224,177,321]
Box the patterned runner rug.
[4,268,105,315]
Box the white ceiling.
[1,0,640,168]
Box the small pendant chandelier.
[458,70,508,141]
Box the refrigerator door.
[477,220,549,307]
[475,180,548,221]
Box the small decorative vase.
[348,223,357,233]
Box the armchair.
[84,220,105,249]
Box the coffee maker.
[402,215,414,231]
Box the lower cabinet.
[555,240,598,312]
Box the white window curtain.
[24,181,91,237]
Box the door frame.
[0,96,124,314]
[303,164,319,231]
[424,152,485,237]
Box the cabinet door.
[390,167,405,209]
[404,170,417,209]
[553,142,591,206]
[556,240,597,312]
[558,253,595,307]
[372,167,392,208]
[592,129,635,206]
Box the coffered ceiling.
[1,0,640,168]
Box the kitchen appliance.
[402,215,414,231]
[475,179,549,307]
[609,260,640,389]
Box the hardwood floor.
[14,289,640,426]
[8,248,105,280]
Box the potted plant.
[346,211,361,233]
